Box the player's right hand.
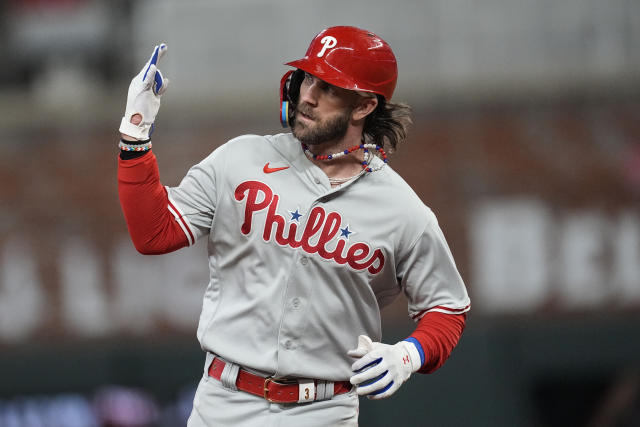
[119,43,170,140]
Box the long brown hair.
[362,95,413,150]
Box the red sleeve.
[407,311,467,374]
[118,151,190,254]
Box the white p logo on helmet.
[317,36,337,57]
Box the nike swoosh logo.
[263,163,290,173]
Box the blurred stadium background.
[1,0,639,426]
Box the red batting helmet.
[279,26,398,127]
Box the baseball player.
[117,26,470,426]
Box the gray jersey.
[167,133,470,381]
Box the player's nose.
[299,82,320,106]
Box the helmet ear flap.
[279,70,293,127]
[288,69,304,104]
[279,69,304,128]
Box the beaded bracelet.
[119,140,152,152]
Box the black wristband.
[120,150,151,160]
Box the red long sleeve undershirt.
[118,151,189,254]
[409,312,466,374]
[118,151,466,374]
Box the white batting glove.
[348,335,422,400]
[119,43,170,140]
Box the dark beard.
[291,104,352,146]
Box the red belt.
[208,357,352,404]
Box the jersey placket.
[273,249,313,378]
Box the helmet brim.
[284,58,381,98]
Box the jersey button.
[300,256,309,266]
[284,340,293,349]
[291,297,301,309]
[314,177,321,184]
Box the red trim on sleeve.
[408,311,467,374]
[118,151,190,254]
[412,304,471,320]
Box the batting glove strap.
[119,44,169,140]
[348,336,421,400]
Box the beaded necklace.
[301,143,388,174]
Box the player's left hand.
[348,335,421,399]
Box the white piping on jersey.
[166,188,197,246]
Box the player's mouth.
[297,108,315,122]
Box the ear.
[352,96,378,121]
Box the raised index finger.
[143,43,168,82]
[150,43,167,66]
